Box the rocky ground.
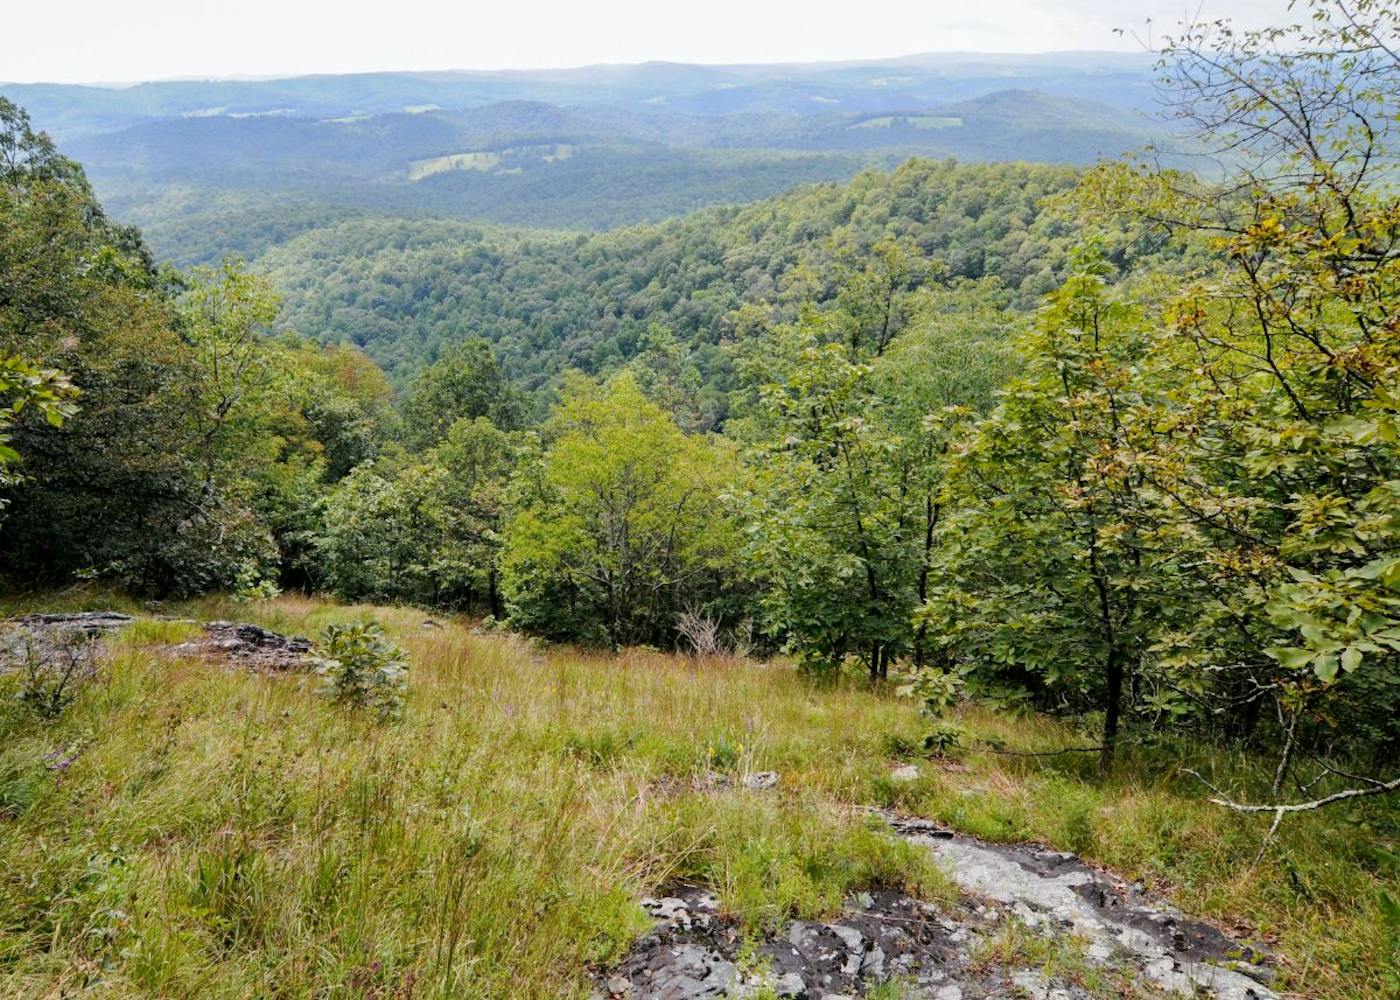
[167,620,311,670]
[0,611,311,672]
[0,611,134,671]
[597,812,1278,1000]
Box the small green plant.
[733,937,776,994]
[922,725,962,757]
[311,622,408,720]
[897,667,963,718]
[702,732,745,772]
[899,669,971,756]
[12,628,100,721]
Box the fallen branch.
[971,742,1106,757]
[1181,767,1400,866]
[1300,753,1394,791]
[1182,769,1400,814]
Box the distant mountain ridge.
[6,51,1159,140]
[1,52,1169,263]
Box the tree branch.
[1182,768,1400,813]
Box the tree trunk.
[914,494,936,669]
[1099,645,1123,773]
[488,569,504,620]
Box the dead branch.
[1182,768,1400,813]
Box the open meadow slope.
[0,595,1393,998]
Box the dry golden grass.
[0,592,1394,998]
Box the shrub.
[310,622,408,721]
[676,607,722,658]
[10,627,101,721]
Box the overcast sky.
[8,0,1287,84]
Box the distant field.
[851,114,963,130]
[408,143,578,180]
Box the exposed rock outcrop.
[0,611,134,668]
[169,620,312,671]
[598,813,1277,1000]
[896,816,1274,1000]
[0,611,312,673]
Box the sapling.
[311,622,409,721]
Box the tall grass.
[0,594,1394,997]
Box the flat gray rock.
[902,823,1276,999]
[169,620,311,671]
[598,815,1278,999]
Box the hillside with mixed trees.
[66,91,1152,239]
[256,159,1095,395]
[1,3,1398,996]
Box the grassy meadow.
[0,592,1395,998]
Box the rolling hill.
[4,53,1165,260]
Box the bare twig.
[1182,768,1400,813]
[967,741,1106,757]
[675,607,722,658]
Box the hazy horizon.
[8,0,1284,85]
[9,49,1162,90]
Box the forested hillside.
[258,159,1094,393]
[71,93,1152,251]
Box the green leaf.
[1379,891,1400,927]
[1355,556,1400,582]
[1266,646,1314,670]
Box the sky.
[8,0,1287,84]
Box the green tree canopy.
[400,338,526,447]
[502,372,738,646]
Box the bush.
[310,622,408,721]
[10,627,101,721]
